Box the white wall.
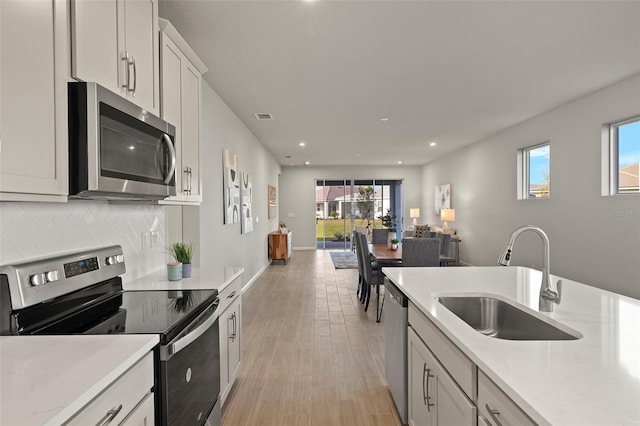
[279,165,422,249]
[0,201,166,282]
[421,73,640,299]
[181,82,282,284]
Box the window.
[605,116,640,195]
[518,142,550,199]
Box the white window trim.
[602,115,640,196]
[517,141,550,200]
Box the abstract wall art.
[223,149,240,224]
[241,172,253,234]
[434,183,451,215]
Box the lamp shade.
[440,208,455,222]
[410,208,420,219]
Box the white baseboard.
[241,262,269,293]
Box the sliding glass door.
[315,179,403,250]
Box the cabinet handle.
[95,404,123,426]
[188,166,192,194]
[485,404,503,426]
[228,313,234,340]
[232,312,237,341]
[131,56,137,95]
[121,52,131,91]
[227,291,236,299]
[425,367,435,412]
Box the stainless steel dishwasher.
[384,279,408,424]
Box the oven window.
[100,103,172,185]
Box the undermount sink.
[437,296,581,341]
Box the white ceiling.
[158,0,640,167]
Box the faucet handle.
[555,280,562,304]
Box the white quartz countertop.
[124,266,243,292]
[0,334,158,426]
[382,266,640,426]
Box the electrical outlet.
[141,232,151,250]
[150,231,160,248]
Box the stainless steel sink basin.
[437,296,580,340]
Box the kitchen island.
[382,266,640,425]
[0,334,158,425]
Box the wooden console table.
[268,231,292,264]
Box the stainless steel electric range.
[0,246,221,426]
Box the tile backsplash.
[0,201,166,282]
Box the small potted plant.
[390,238,400,251]
[166,242,194,278]
[378,209,397,248]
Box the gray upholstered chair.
[437,233,453,266]
[402,238,440,267]
[371,228,388,244]
[358,232,382,311]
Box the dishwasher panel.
[384,279,408,424]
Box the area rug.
[329,251,358,269]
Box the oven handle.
[167,298,219,357]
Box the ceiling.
[158,0,640,167]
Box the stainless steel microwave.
[68,82,177,200]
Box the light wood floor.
[221,250,401,426]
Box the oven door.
[159,300,220,426]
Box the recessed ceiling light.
[304,161,310,165]
[397,161,403,165]
[356,153,361,157]
[379,117,389,122]
[299,141,306,147]
[430,142,437,147]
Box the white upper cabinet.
[0,0,69,201]
[159,19,207,204]
[71,0,159,115]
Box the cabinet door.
[181,61,201,199]
[121,0,158,114]
[408,327,476,426]
[71,0,119,93]
[227,298,242,383]
[0,0,68,200]
[160,34,184,195]
[408,328,434,426]
[120,392,154,426]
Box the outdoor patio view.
[315,179,402,250]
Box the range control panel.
[64,256,100,278]
[1,245,126,310]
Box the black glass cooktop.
[9,278,218,343]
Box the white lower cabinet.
[407,302,536,426]
[478,370,536,426]
[66,352,154,425]
[408,327,476,426]
[218,277,242,406]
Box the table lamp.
[441,208,455,231]
[410,208,420,227]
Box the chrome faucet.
[497,225,562,312]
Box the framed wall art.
[223,149,240,224]
[241,172,253,234]
[434,183,451,215]
[268,185,277,219]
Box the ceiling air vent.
[254,113,273,120]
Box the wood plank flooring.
[221,250,401,426]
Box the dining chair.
[437,233,453,266]
[358,233,382,311]
[371,228,389,245]
[402,238,440,267]
[353,231,364,300]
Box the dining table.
[367,243,456,322]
